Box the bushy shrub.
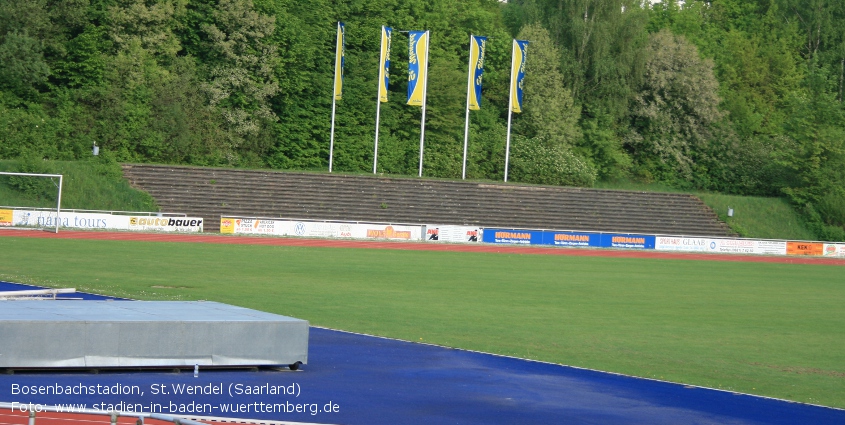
[7,154,57,201]
[801,202,845,242]
[816,190,845,228]
[509,136,597,187]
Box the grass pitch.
[0,236,843,408]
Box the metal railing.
[0,402,207,425]
[0,288,76,300]
[0,206,187,217]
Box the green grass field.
[1,236,843,408]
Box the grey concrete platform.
[0,301,308,368]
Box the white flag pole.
[374,96,382,174]
[374,26,387,174]
[329,95,337,173]
[330,22,344,173]
[504,40,516,183]
[462,34,473,180]
[418,30,430,178]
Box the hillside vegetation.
[0,0,842,240]
[596,179,817,240]
[0,158,157,211]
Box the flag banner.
[378,26,392,103]
[510,39,529,113]
[468,35,487,110]
[407,30,429,106]
[334,22,345,101]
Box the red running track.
[2,228,844,266]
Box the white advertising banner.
[9,209,202,232]
[654,236,710,252]
[751,240,789,255]
[220,218,423,241]
[655,236,786,256]
[709,238,757,254]
[423,225,480,243]
[824,243,845,257]
[13,210,121,230]
[127,216,204,232]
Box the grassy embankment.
[595,180,817,241]
[0,159,157,211]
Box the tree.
[201,0,280,165]
[628,29,724,181]
[514,23,581,148]
[108,0,186,60]
[0,32,51,99]
[521,0,649,124]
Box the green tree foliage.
[779,70,845,202]
[6,154,57,200]
[507,22,596,187]
[0,32,51,100]
[628,29,724,181]
[514,23,581,148]
[200,0,280,165]
[0,0,842,238]
[509,135,597,187]
[108,0,186,60]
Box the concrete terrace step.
[166,205,728,236]
[122,164,736,237]
[144,191,718,218]
[127,177,633,205]
[130,186,720,220]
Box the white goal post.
[0,171,63,233]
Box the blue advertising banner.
[543,231,597,247]
[598,234,656,249]
[482,229,655,250]
[482,229,542,245]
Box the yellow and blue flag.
[334,22,345,101]
[407,30,429,106]
[378,26,392,103]
[468,35,487,110]
[510,39,529,113]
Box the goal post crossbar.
[0,172,63,233]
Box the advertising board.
[481,229,540,245]
[7,209,202,232]
[751,240,788,255]
[220,218,423,241]
[655,237,709,252]
[424,225,480,243]
[0,209,12,226]
[483,229,655,249]
[546,232,595,247]
[127,216,204,232]
[786,241,825,256]
[824,243,845,257]
[600,234,655,249]
[656,237,787,256]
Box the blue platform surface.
[0,281,124,300]
[1,282,843,424]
